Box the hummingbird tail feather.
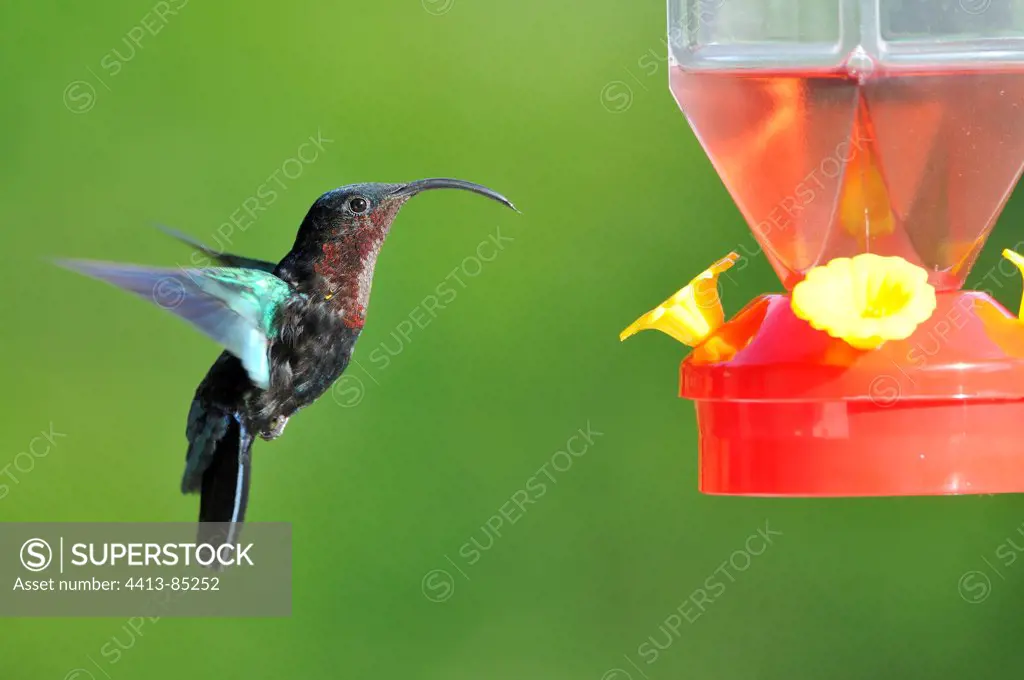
[182,400,229,493]
[184,406,253,549]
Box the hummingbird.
[58,179,516,546]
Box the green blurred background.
[3,1,1024,678]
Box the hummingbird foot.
[259,416,289,441]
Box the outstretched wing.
[55,260,294,389]
[155,224,279,274]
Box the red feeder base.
[682,291,1024,496]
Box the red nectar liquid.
[671,66,1024,290]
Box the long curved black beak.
[390,178,518,212]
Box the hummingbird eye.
[348,197,369,214]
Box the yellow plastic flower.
[791,254,936,350]
[619,252,739,348]
[1002,249,1024,318]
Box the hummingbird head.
[280,179,516,328]
[313,178,516,233]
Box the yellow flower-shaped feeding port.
[791,254,937,350]
[619,252,739,358]
[1002,249,1024,317]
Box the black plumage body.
[185,294,359,533]
[183,296,359,490]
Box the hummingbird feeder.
[622,0,1024,496]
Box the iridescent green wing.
[56,260,295,389]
